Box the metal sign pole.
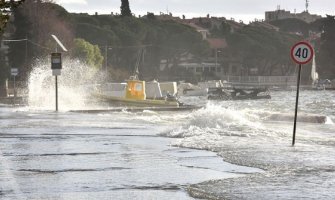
[55,75,58,111]
[290,41,313,146]
[292,64,302,146]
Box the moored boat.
[93,78,181,107]
[178,80,226,96]
[207,87,271,100]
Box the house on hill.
[147,12,247,80]
[249,21,280,31]
[265,9,321,23]
[175,38,228,81]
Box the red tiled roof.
[207,38,227,49]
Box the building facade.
[265,10,321,23]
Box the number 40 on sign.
[290,41,314,65]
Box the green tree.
[120,0,131,17]
[0,0,25,97]
[210,21,231,38]
[7,0,74,81]
[317,15,335,78]
[270,18,310,37]
[71,38,103,68]
[0,0,24,34]
[225,26,299,76]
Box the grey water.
[0,106,262,200]
[1,60,335,199]
[1,90,335,199]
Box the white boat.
[93,78,180,107]
[93,47,180,107]
[178,80,225,96]
[310,55,334,90]
[311,54,320,88]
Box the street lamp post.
[105,45,108,72]
[105,46,112,73]
[215,49,221,70]
[215,48,218,68]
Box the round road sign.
[290,41,314,65]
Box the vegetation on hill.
[6,1,73,79]
[120,0,132,17]
[270,18,310,37]
[270,17,335,79]
[0,0,25,96]
[317,15,335,78]
[225,25,300,76]
[1,0,209,82]
[0,0,24,34]
[71,38,103,68]
[1,0,335,86]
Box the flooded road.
[1,87,335,200]
[0,107,261,200]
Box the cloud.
[56,0,87,5]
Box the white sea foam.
[27,58,102,110]
[160,103,277,141]
[325,116,334,125]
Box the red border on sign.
[290,41,314,65]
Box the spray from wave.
[27,58,104,110]
[161,103,267,138]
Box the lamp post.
[105,45,108,72]
[105,46,112,73]
[215,49,221,70]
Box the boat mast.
[311,53,318,84]
[132,47,145,80]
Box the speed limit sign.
[290,41,314,147]
[290,41,314,65]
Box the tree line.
[1,0,335,90]
[1,0,209,84]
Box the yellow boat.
[94,79,180,107]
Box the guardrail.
[222,76,297,87]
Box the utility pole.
[105,45,108,72]
[25,35,28,65]
[215,49,221,71]
[215,48,218,68]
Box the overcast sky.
[55,0,335,23]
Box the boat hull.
[94,93,180,107]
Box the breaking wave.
[27,58,103,110]
[161,103,272,139]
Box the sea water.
[1,60,335,199]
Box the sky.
[55,0,335,23]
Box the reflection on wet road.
[0,108,261,200]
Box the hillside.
[1,1,335,86]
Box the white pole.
[13,75,16,106]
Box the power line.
[27,40,51,50]
[101,44,187,52]
[102,44,153,49]
[2,38,52,51]
[2,39,28,42]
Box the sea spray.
[160,103,265,139]
[27,58,105,110]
